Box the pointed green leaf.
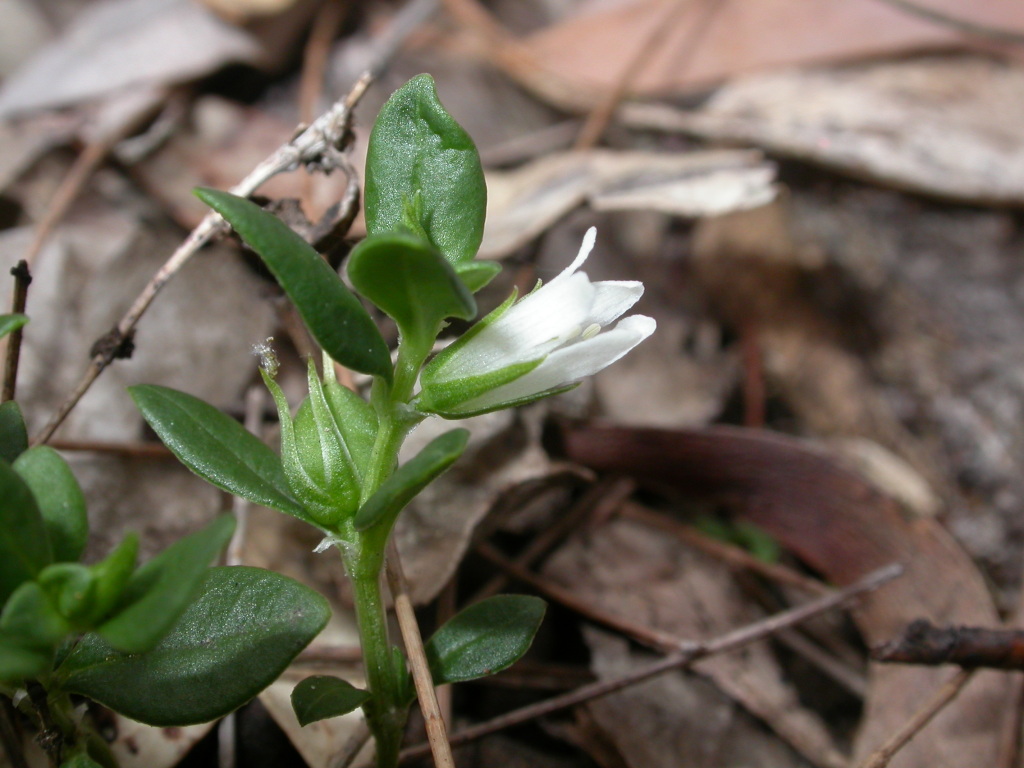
[354,428,469,532]
[130,384,307,520]
[97,515,235,653]
[0,401,27,463]
[322,372,377,478]
[59,566,330,726]
[291,675,370,726]
[38,563,96,624]
[365,74,486,265]
[86,534,138,624]
[455,260,501,293]
[280,364,359,526]
[14,447,88,563]
[349,234,475,356]
[195,188,392,381]
[0,313,27,339]
[425,595,545,684]
[0,459,52,605]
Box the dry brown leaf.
[626,55,1024,205]
[544,516,847,768]
[395,410,554,604]
[560,423,1013,768]
[583,627,815,768]
[0,0,261,118]
[481,149,776,258]
[523,0,1024,98]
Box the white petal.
[587,280,645,327]
[437,273,596,380]
[551,227,596,282]
[458,315,656,411]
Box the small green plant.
[1,74,655,768]
[0,322,329,768]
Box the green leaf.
[291,675,370,726]
[0,401,27,463]
[0,313,27,339]
[425,595,545,685]
[61,752,104,768]
[38,563,96,624]
[0,460,52,605]
[130,385,307,520]
[365,74,486,265]
[0,633,51,681]
[322,370,377,478]
[455,260,501,293]
[59,566,330,726]
[354,429,469,532]
[96,515,235,653]
[14,447,88,562]
[195,188,392,381]
[0,581,69,651]
[280,364,360,526]
[87,534,138,625]
[348,234,476,356]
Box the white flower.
[416,227,656,417]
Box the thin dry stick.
[476,541,684,652]
[573,0,727,151]
[2,260,32,402]
[620,503,830,595]
[299,0,350,212]
[46,439,171,457]
[32,73,374,445]
[385,539,455,768]
[400,563,903,762]
[469,476,636,603]
[857,668,975,768]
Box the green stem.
[350,562,403,768]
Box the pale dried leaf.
[0,0,261,118]
[626,56,1024,204]
[482,149,776,258]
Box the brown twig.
[400,562,903,762]
[573,0,726,151]
[857,668,975,768]
[294,645,364,665]
[299,0,350,213]
[385,539,455,768]
[476,541,684,653]
[620,504,830,596]
[2,260,31,402]
[873,619,1024,670]
[46,439,171,457]
[32,73,374,445]
[469,476,636,603]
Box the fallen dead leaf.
[522,0,1024,99]
[626,55,1024,205]
[481,149,776,258]
[0,0,261,118]
[544,515,847,768]
[559,423,1013,768]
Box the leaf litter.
[4,0,1024,766]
